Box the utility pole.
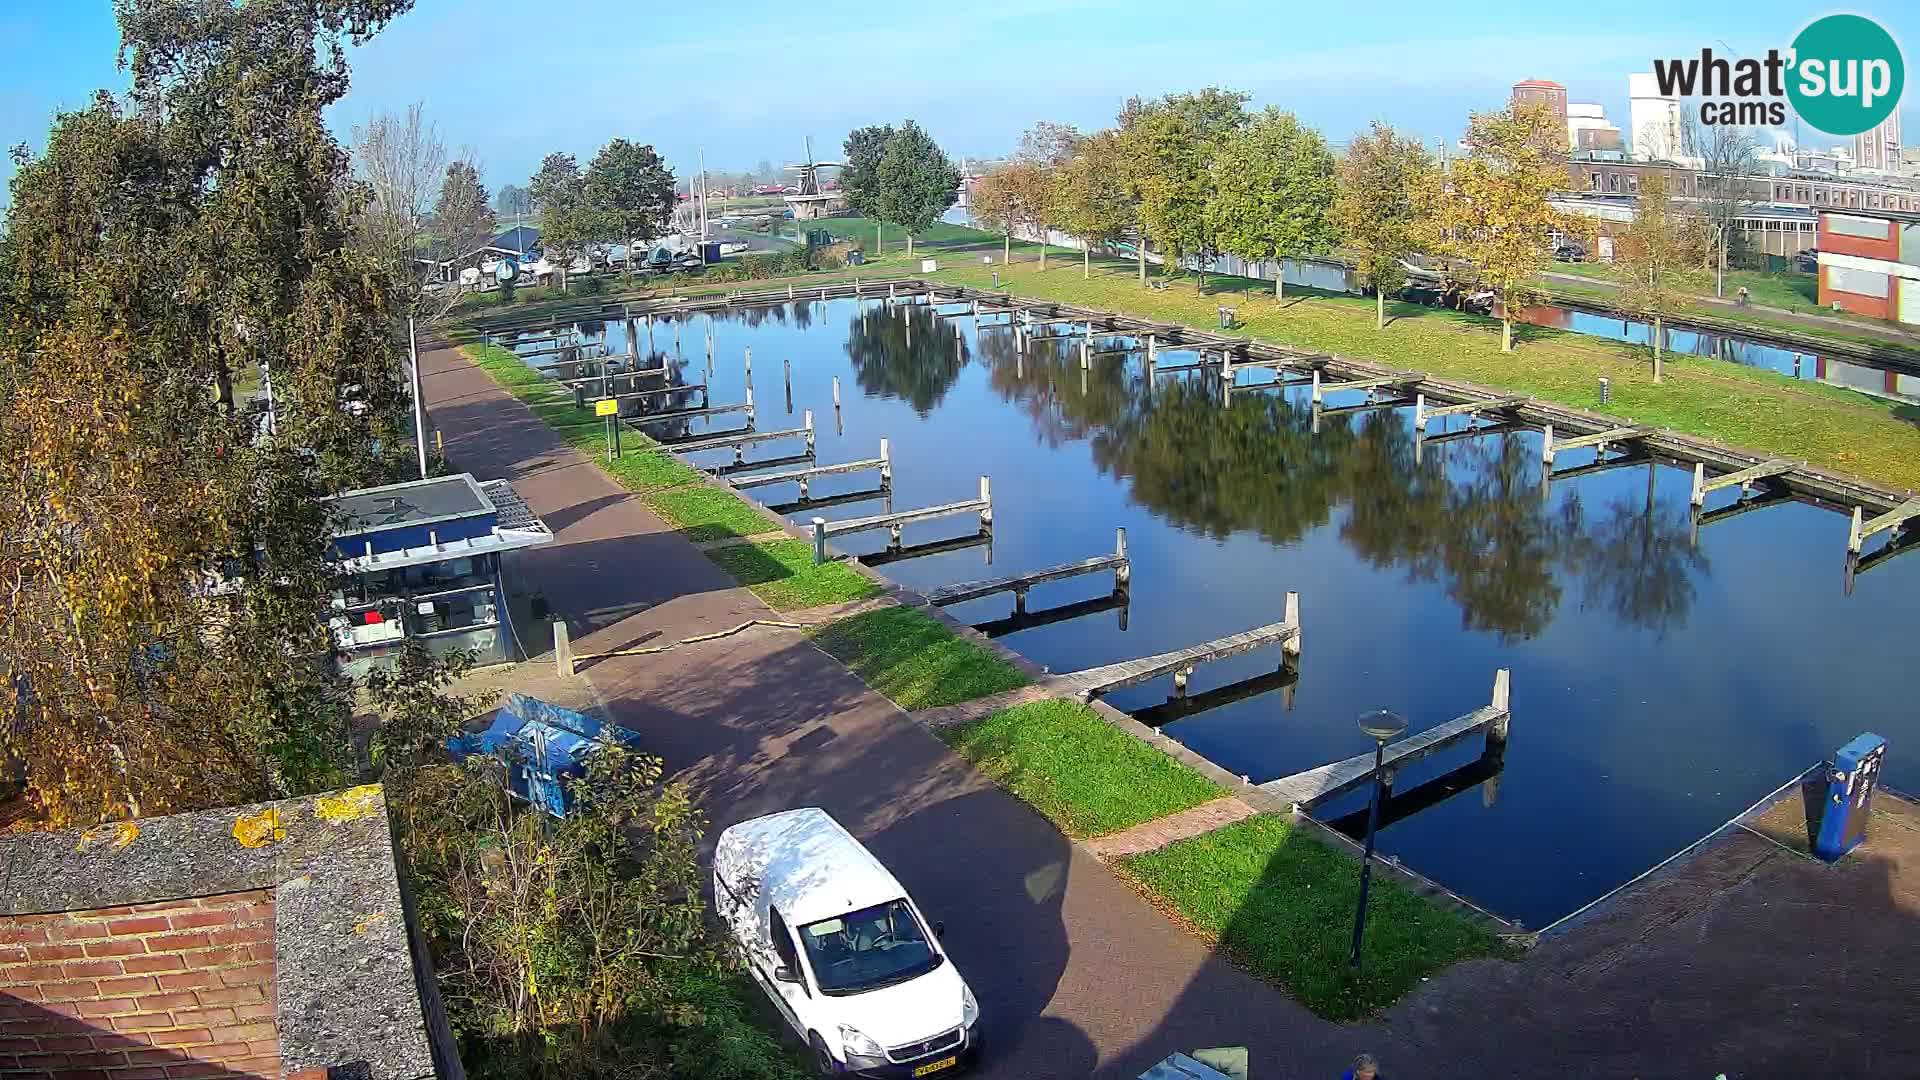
[409,315,428,479]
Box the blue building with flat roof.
[325,473,552,678]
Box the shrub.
[740,253,780,280]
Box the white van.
[714,808,980,1077]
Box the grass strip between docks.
[940,699,1224,838]
[453,341,870,605]
[1119,814,1514,1022]
[704,539,880,611]
[808,606,1030,711]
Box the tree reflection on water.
[973,335,1708,641]
[844,305,971,416]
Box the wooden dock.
[1260,670,1510,810]
[1414,393,1526,432]
[585,382,707,404]
[1541,424,1652,465]
[729,441,891,495]
[1849,495,1920,554]
[813,477,991,562]
[1690,458,1801,507]
[925,529,1130,611]
[1046,596,1300,700]
[630,400,754,426]
[1311,370,1419,405]
[668,411,814,460]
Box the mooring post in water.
[879,438,892,487]
[1690,462,1707,507]
[1485,668,1512,758]
[626,305,639,359]
[812,517,828,564]
[1115,527,1131,587]
[803,410,816,455]
[1849,505,1865,554]
[979,475,993,528]
[1413,393,1426,431]
[820,286,827,302]
[1221,349,1234,384]
[1540,424,1555,466]
[745,383,756,426]
[744,347,754,395]
[1283,590,1302,663]
[783,356,791,398]
[1081,332,1090,368]
[647,316,655,356]
[888,282,896,300]
[554,619,574,678]
[1310,368,1323,405]
[833,376,842,410]
[854,278,862,297]
[1147,334,1157,367]
[788,284,795,300]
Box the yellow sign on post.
[595,398,618,416]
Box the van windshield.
[798,899,941,995]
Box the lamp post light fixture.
[1349,708,1408,970]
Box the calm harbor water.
[510,298,1917,928]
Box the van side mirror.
[933,921,946,940]
[773,964,800,984]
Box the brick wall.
[0,891,277,1080]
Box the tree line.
[965,90,1712,358]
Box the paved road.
[420,340,1380,1078]
[422,339,1920,1079]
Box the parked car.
[1796,249,1819,273]
[714,808,981,1077]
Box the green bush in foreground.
[705,539,879,611]
[1121,814,1512,1021]
[942,699,1224,837]
[810,605,1030,710]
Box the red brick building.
[1815,209,1920,324]
[1,788,459,1080]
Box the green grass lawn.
[643,485,779,543]
[941,699,1224,838]
[705,538,880,611]
[932,255,1920,491]
[1121,815,1513,1021]
[809,606,1030,711]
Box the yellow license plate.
[913,1056,958,1076]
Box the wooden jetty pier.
[1046,595,1300,699]
[667,410,814,463]
[925,528,1130,614]
[1261,670,1511,810]
[812,477,992,563]
[728,440,892,499]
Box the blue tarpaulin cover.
[448,693,639,818]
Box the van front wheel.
[809,1032,838,1076]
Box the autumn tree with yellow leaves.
[1,0,422,827]
[1416,101,1592,351]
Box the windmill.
[783,136,847,220]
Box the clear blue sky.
[4,1,1916,204]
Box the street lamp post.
[1349,708,1407,971]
